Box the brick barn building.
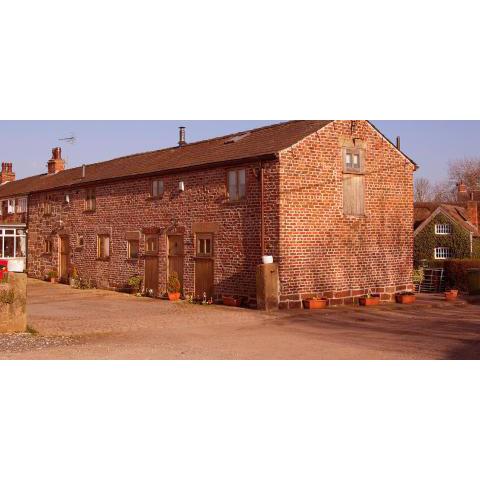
[0,120,416,308]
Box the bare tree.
[431,179,457,202]
[414,177,433,202]
[447,157,480,190]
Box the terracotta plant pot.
[223,296,242,307]
[168,292,181,301]
[395,293,416,304]
[50,278,57,284]
[303,298,328,309]
[359,295,380,307]
[445,290,458,302]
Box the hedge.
[430,259,480,292]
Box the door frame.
[143,233,159,297]
[193,232,215,299]
[58,234,70,283]
[167,234,185,294]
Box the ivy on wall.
[414,212,474,265]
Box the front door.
[59,235,69,282]
[168,235,184,293]
[144,234,159,296]
[194,233,214,300]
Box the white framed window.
[435,224,452,235]
[7,199,15,214]
[434,247,452,259]
[344,148,363,173]
[0,228,27,259]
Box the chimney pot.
[47,146,65,174]
[52,147,62,160]
[396,136,401,150]
[178,126,186,146]
[0,162,15,183]
[467,200,479,229]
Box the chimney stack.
[396,136,401,150]
[0,162,15,184]
[457,181,469,202]
[178,126,186,146]
[467,200,479,229]
[47,147,65,174]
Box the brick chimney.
[0,162,15,184]
[47,147,65,174]
[457,181,469,202]
[467,200,479,229]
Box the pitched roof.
[0,120,333,197]
[414,202,479,236]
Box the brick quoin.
[12,120,414,308]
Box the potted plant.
[445,289,459,301]
[167,272,181,301]
[127,275,142,295]
[47,270,58,284]
[395,291,416,304]
[69,265,79,287]
[303,297,328,309]
[359,293,381,306]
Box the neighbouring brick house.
[0,120,416,307]
[414,183,480,264]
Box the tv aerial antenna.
[58,132,77,145]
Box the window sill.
[343,214,366,219]
[343,170,365,175]
[84,209,96,214]
[146,196,164,202]
[96,257,110,261]
[126,257,139,261]
[225,198,247,205]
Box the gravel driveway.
[1,279,480,359]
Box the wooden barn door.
[59,235,69,283]
[144,234,159,296]
[168,235,184,293]
[194,233,214,300]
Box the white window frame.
[7,198,15,214]
[0,228,26,259]
[435,224,452,235]
[434,247,452,259]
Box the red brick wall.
[26,161,277,302]
[25,120,414,308]
[276,120,414,308]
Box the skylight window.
[224,132,251,144]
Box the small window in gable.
[435,224,452,235]
[434,247,452,259]
[344,148,363,173]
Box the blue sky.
[0,120,479,181]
